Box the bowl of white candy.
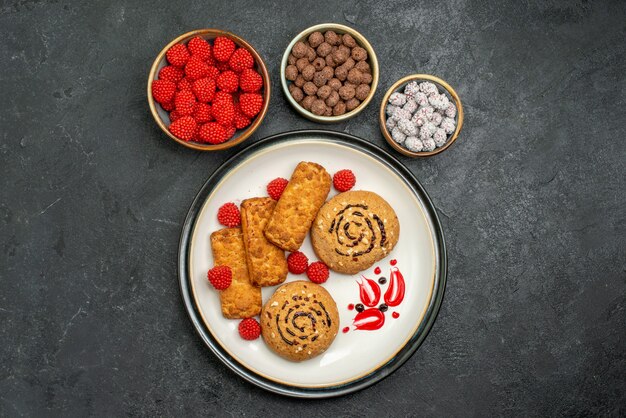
[379,74,463,157]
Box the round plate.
[178,130,446,398]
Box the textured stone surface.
[1,0,625,415]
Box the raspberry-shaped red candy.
[216,70,239,93]
[161,101,174,112]
[193,102,213,123]
[177,77,192,91]
[239,93,263,118]
[158,65,184,83]
[212,92,235,126]
[169,116,197,141]
[217,202,241,227]
[187,36,212,61]
[233,105,251,129]
[307,261,329,284]
[333,169,356,192]
[169,110,181,122]
[185,56,209,81]
[206,66,220,80]
[266,177,288,200]
[224,124,236,140]
[213,36,236,62]
[287,251,309,274]
[199,122,229,144]
[238,318,261,340]
[239,68,263,93]
[207,265,232,290]
[151,79,176,104]
[174,90,196,116]
[166,43,190,67]
[192,77,216,103]
[228,48,255,72]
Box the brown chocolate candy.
[325,54,337,68]
[333,101,346,115]
[338,84,355,100]
[334,65,348,81]
[325,90,340,107]
[317,85,332,100]
[321,66,334,79]
[328,78,342,91]
[311,98,326,115]
[306,46,317,62]
[361,72,372,85]
[354,60,370,74]
[347,68,362,84]
[303,81,318,96]
[292,41,308,59]
[288,54,297,65]
[313,71,328,87]
[285,65,298,81]
[316,42,332,57]
[355,84,370,101]
[312,57,326,71]
[345,97,361,111]
[342,33,357,48]
[301,95,315,111]
[296,57,309,72]
[302,65,315,81]
[351,46,368,61]
[290,85,304,102]
[324,30,341,46]
[308,32,324,48]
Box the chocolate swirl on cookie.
[328,204,387,258]
[269,293,333,347]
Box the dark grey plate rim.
[177,129,447,398]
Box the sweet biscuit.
[210,227,262,319]
[264,162,331,252]
[240,197,288,287]
[261,281,339,362]
[311,191,400,274]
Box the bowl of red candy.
[148,29,270,151]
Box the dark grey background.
[1,0,624,416]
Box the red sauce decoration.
[374,266,381,275]
[352,308,385,331]
[384,266,405,307]
[342,327,350,333]
[347,303,354,310]
[390,259,397,266]
[392,312,400,319]
[357,276,381,307]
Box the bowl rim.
[379,74,464,157]
[280,23,379,124]
[147,29,271,151]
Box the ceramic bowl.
[147,29,270,151]
[280,23,379,123]
[379,74,463,157]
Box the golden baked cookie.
[261,281,339,362]
[311,190,400,275]
[264,162,331,252]
[210,227,262,319]
[240,197,288,287]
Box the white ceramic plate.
[178,130,446,397]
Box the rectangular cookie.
[241,197,288,287]
[264,162,331,252]
[210,227,262,319]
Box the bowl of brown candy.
[280,23,379,123]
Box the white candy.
[433,128,447,147]
[419,122,436,139]
[422,138,436,152]
[441,117,456,134]
[402,98,418,114]
[386,104,398,116]
[397,118,417,136]
[414,92,429,107]
[385,117,396,131]
[419,81,438,96]
[430,112,442,126]
[391,127,406,144]
[403,81,420,98]
[391,107,412,122]
[388,92,407,107]
[445,102,457,118]
[428,93,449,111]
[404,136,423,152]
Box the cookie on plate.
[210,227,262,319]
[264,161,331,252]
[261,281,339,362]
[240,197,288,287]
[311,190,400,275]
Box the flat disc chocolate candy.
[311,191,400,275]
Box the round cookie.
[261,281,339,362]
[311,191,400,274]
